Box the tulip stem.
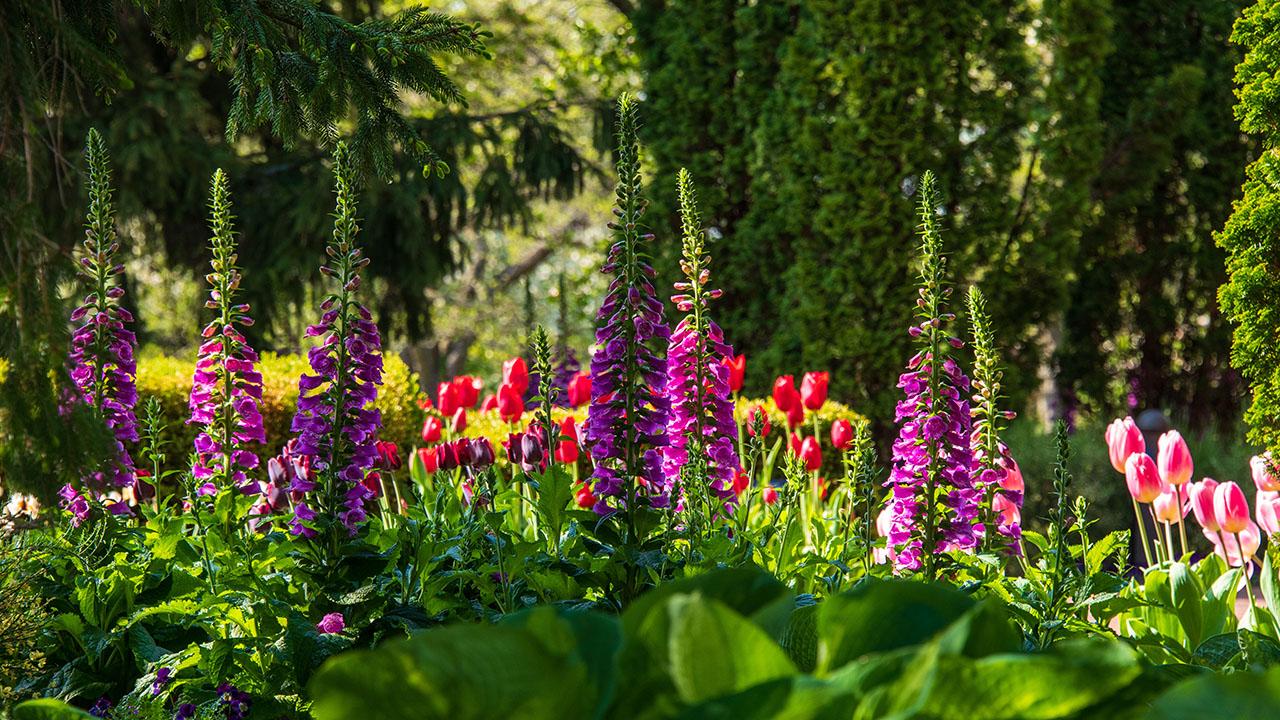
[1148,506,1168,565]
[1161,521,1175,564]
[1132,499,1154,568]
[1176,509,1188,560]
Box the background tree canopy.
[0,0,1259,489]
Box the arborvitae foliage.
[1059,0,1252,427]
[1219,0,1280,458]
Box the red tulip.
[1188,478,1220,532]
[437,381,460,417]
[746,404,771,437]
[454,375,482,408]
[1156,430,1193,486]
[732,467,750,495]
[417,447,439,473]
[800,371,829,411]
[497,383,524,424]
[555,416,580,464]
[567,371,592,408]
[575,483,596,509]
[772,376,799,412]
[789,432,803,456]
[421,416,443,443]
[762,486,778,505]
[725,355,746,394]
[799,437,822,472]
[375,440,401,470]
[503,357,530,396]
[481,393,499,413]
[785,401,805,430]
[418,397,434,411]
[830,419,853,451]
[362,471,383,496]
[450,407,467,433]
[1214,480,1250,534]
[1252,452,1280,492]
[1105,417,1145,474]
[1124,453,1164,503]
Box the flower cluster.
[289,144,385,537]
[661,169,739,507]
[187,170,266,496]
[585,94,670,514]
[886,172,979,575]
[68,129,138,487]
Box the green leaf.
[1145,665,1280,718]
[532,465,574,551]
[309,607,616,720]
[1085,531,1129,574]
[13,699,97,720]
[667,594,797,704]
[1263,547,1280,623]
[817,579,975,673]
[926,640,1141,719]
[1168,561,1204,648]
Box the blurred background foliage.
[0,0,1264,510]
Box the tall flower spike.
[289,143,385,537]
[187,170,266,496]
[68,128,138,487]
[885,171,980,577]
[584,94,671,518]
[967,285,1022,554]
[662,169,740,514]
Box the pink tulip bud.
[1106,417,1146,474]
[1153,486,1187,524]
[1125,453,1164,503]
[1188,478,1220,532]
[1213,481,1250,534]
[1252,453,1280,492]
[1258,490,1280,537]
[1156,430,1193,486]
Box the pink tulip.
[1156,430,1193,486]
[1258,490,1280,536]
[1153,486,1187,524]
[1252,453,1280,492]
[1125,453,1164,503]
[873,505,897,565]
[1213,481,1250,534]
[1106,417,1145,474]
[1188,478,1220,532]
[1207,520,1261,568]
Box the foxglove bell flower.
[289,144,384,537]
[967,286,1022,553]
[585,94,671,513]
[187,170,265,495]
[886,172,980,575]
[68,129,138,487]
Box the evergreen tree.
[1219,0,1280,455]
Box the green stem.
[1132,499,1154,568]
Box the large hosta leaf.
[666,594,797,703]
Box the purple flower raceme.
[58,484,91,526]
[187,170,266,496]
[885,172,980,577]
[585,94,671,515]
[661,169,740,509]
[289,144,384,538]
[68,129,138,489]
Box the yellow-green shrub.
[135,352,425,462]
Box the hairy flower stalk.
[67,128,138,487]
[289,144,385,538]
[187,170,266,496]
[886,171,979,577]
[662,169,739,519]
[967,286,1022,553]
[584,94,670,519]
